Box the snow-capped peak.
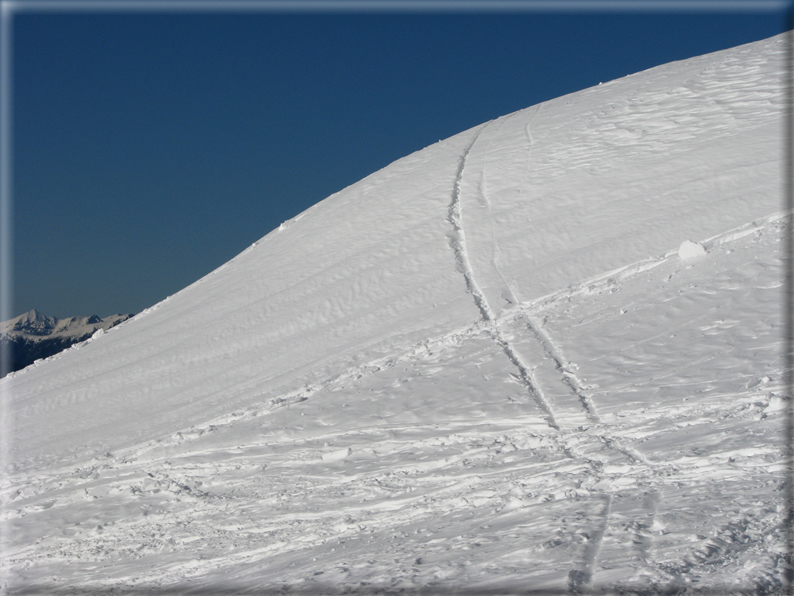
[1,310,133,340]
[4,308,57,336]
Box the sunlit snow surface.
[1,34,789,594]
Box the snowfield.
[1,33,789,594]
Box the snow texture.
[0,34,789,595]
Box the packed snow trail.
[0,33,788,594]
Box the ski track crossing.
[446,121,561,432]
[447,120,651,592]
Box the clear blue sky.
[8,1,790,319]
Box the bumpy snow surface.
[1,34,789,594]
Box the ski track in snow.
[455,109,607,436]
[475,115,520,309]
[445,147,787,590]
[44,203,785,482]
[455,111,621,440]
[523,209,792,316]
[568,493,612,592]
[634,489,661,565]
[514,312,600,425]
[446,123,496,324]
[441,116,698,592]
[447,122,560,431]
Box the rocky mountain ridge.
[1,309,134,376]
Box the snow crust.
[0,34,789,594]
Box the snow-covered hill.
[0,310,134,378]
[0,33,789,594]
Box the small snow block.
[764,394,787,413]
[678,239,707,261]
[322,447,352,463]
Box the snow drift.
[0,33,789,594]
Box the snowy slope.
[0,34,788,594]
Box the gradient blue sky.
[8,1,790,319]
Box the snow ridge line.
[447,123,559,431]
[518,312,601,424]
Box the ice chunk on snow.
[321,447,352,463]
[678,239,707,261]
[764,394,787,413]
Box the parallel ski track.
[568,493,613,592]
[462,109,599,430]
[634,489,661,565]
[447,123,560,431]
[516,311,601,425]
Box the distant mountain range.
[1,309,134,377]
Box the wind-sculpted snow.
[0,34,788,594]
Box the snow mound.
[678,239,707,261]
